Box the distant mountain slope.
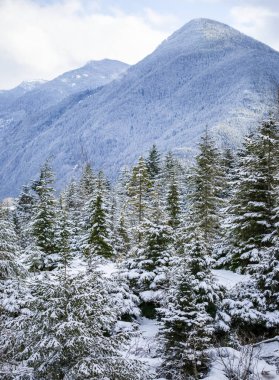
[0,80,47,112]
[0,59,129,115]
[1,19,279,198]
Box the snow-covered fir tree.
[127,156,152,227]
[188,130,224,252]
[83,172,114,260]
[146,144,161,180]
[0,204,22,281]
[228,118,279,272]
[6,267,150,379]
[30,161,58,270]
[61,180,83,253]
[14,185,35,248]
[160,231,224,379]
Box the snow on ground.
[128,317,162,375]
[205,346,279,380]
[97,261,118,277]
[255,336,279,372]
[212,269,249,289]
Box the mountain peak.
[160,18,271,54]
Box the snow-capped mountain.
[0,80,47,112]
[1,18,279,198]
[0,59,129,114]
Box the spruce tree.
[0,205,26,377]
[127,156,152,226]
[31,162,58,270]
[79,163,96,201]
[160,231,224,379]
[56,207,73,277]
[84,172,114,260]
[6,269,150,379]
[14,185,35,248]
[0,205,22,281]
[61,180,83,253]
[229,118,279,272]
[146,144,161,179]
[188,131,224,250]
[166,180,181,229]
[126,193,173,318]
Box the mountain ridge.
[1,19,279,198]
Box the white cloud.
[230,5,279,51]
[0,0,177,89]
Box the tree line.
[1,116,279,379]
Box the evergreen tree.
[79,163,96,201]
[14,185,35,248]
[31,162,58,270]
[127,157,152,226]
[61,180,83,253]
[160,232,224,379]
[126,194,174,318]
[0,205,26,377]
[84,172,114,260]
[6,269,150,379]
[229,118,279,272]
[166,180,181,229]
[0,205,22,281]
[114,213,131,260]
[56,208,73,277]
[188,130,224,250]
[146,144,161,179]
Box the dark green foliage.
[189,130,224,248]
[146,144,161,179]
[160,232,223,379]
[86,193,113,259]
[166,181,181,229]
[229,119,279,271]
[127,156,152,224]
[31,162,58,265]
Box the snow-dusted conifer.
[84,172,114,260]
[188,130,224,250]
[229,118,279,272]
[31,161,58,270]
[146,144,161,179]
[160,231,224,379]
[7,267,150,379]
[14,185,35,248]
[127,156,152,226]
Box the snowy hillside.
[0,59,128,115]
[1,18,279,197]
[0,80,46,112]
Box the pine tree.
[61,180,83,253]
[166,180,181,229]
[0,205,22,281]
[126,194,174,318]
[56,207,73,277]
[127,157,152,226]
[14,185,35,248]
[79,163,96,201]
[6,268,150,379]
[188,131,224,250]
[0,205,26,377]
[84,172,114,260]
[229,118,279,272]
[114,213,131,260]
[146,144,161,179]
[31,162,58,270]
[160,232,224,379]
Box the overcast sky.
[0,0,278,89]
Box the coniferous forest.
[1,117,279,379]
